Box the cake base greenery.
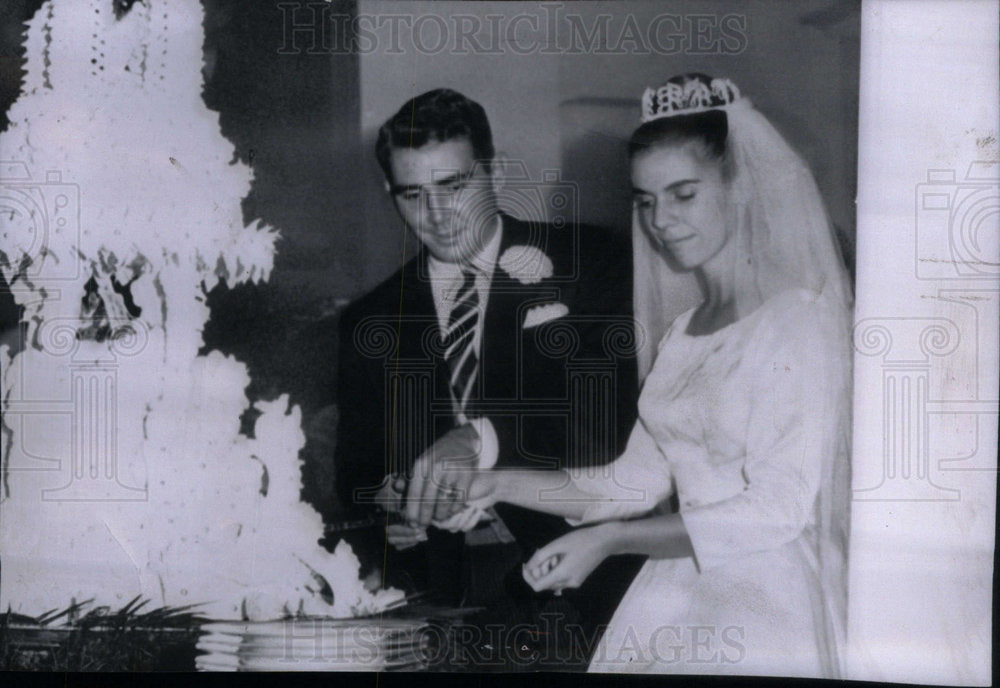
[1,596,204,671]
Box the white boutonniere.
[522,302,569,329]
[498,245,553,285]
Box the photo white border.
[849,1,998,684]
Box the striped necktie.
[444,269,516,547]
[444,268,480,422]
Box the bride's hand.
[522,524,617,594]
[464,469,501,510]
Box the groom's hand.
[405,423,481,527]
[386,523,428,551]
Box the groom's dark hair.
[375,89,495,183]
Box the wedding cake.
[0,0,398,621]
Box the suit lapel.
[393,254,435,358]
[480,216,553,404]
[388,254,454,446]
[392,254,449,399]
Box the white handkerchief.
[433,505,493,533]
[522,302,569,329]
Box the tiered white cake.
[0,0,397,621]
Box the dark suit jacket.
[334,214,642,628]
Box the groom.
[334,88,641,665]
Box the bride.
[407,73,853,676]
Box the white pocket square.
[522,302,569,329]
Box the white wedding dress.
[569,288,851,677]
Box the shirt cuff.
[471,417,499,470]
